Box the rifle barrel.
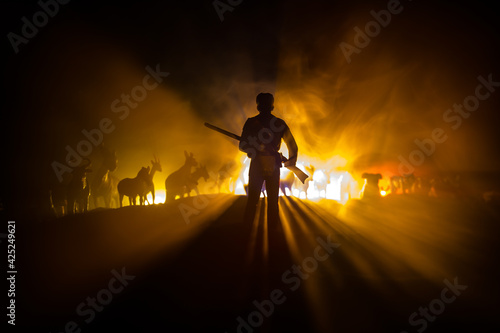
[204,122,241,141]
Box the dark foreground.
[12,194,500,332]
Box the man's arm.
[239,120,256,156]
[282,127,298,167]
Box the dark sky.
[3,0,500,201]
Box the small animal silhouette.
[295,165,315,198]
[117,166,151,207]
[361,173,382,199]
[313,169,330,198]
[391,173,416,194]
[430,174,460,198]
[279,171,295,196]
[165,151,198,202]
[414,176,432,196]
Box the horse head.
[151,154,162,173]
[199,164,209,182]
[184,151,198,169]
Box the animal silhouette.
[50,183,68,217]
[430,174,460,198]
[117,166,151,207]
[91,146,118,209]
[243,183,267,197]
[279,171,295,196]
[165,151,198,202]
[184,164,210,197]
[216,160,239,193]
[142,155,162,204]
[67,158,92,214]
[391,173,416,194]
[295,165,315,198]
[361,173,382,199]
[314,169,330,198]
[414,176,432,196]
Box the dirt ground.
[16,194,500,332]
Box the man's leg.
[266,169,281,227]
[244,162,264,223]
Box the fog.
[4,0,500,206]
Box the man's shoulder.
[247,115,260,121]
[243,116,259,127]
[270,115,287,124]
[269,115,289,130]
[244,113,289,130]
[257,114,288,124]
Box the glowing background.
[4,0,500,210]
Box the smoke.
[8,0,499,202]
[197,0,500,178]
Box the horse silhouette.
[165,151,197,202]
[117,166,151,207]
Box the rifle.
[204,122,309,184]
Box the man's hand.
[280,153,296,167]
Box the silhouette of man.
[239,93,298,227]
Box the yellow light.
[234,179,246,195]
[229,149,361,204]
[142,190,166,205]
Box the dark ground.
[12,194,500,332]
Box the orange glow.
[219,152,362,204]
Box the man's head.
[256,93,274,113]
